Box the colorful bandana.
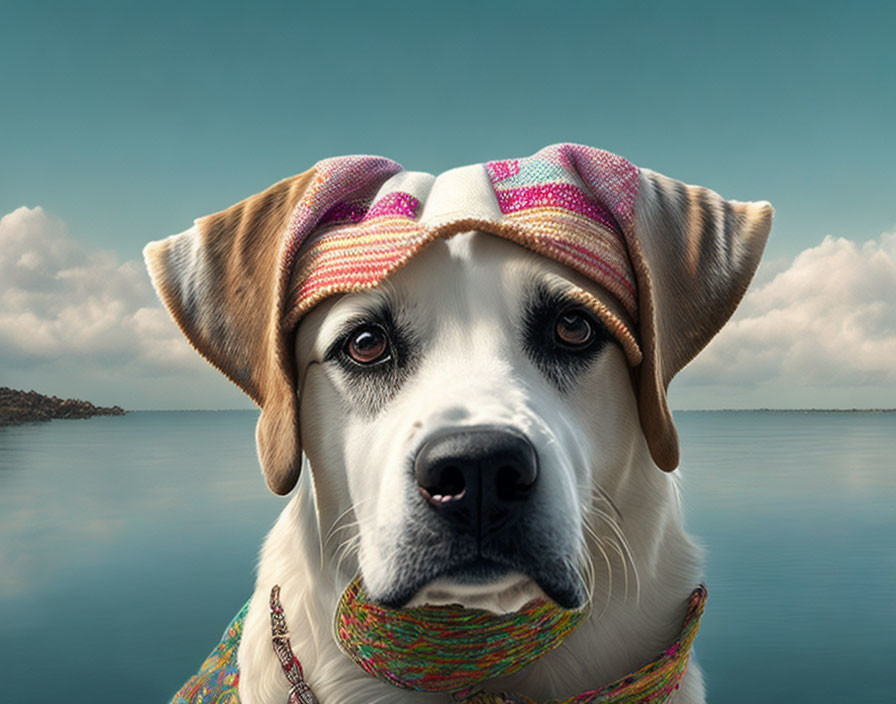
[171,601,246,704]
[334,576,589,692]
[280,144,643,367]
[170,585,706,704]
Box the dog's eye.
[345,325,391,365]
[554,309,595,348]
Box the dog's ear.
[144,157,402,494]
[144,172,314,494]
[630,169,773,470]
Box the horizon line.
[126,407,896,413]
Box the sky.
[1,0,894,410]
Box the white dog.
[145,144,772,704]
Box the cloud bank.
[1,206,893,409]
[674,231,896,408]
[0,207,248,409]
[0,206,191,367]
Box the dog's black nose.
[414,426,538,536]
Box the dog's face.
[144,144,773,616]
[296,233,639,611]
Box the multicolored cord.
[270,585,318,704]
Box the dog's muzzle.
[414,426,538,538]
[396,424,584,609]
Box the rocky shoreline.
[0,387,127,425]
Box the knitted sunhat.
[278,147,642,367]
[145,143,772,495]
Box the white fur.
[237,233,705,704]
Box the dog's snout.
[414,426,538,535]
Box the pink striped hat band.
[280,143,643,365]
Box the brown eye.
[555,310,594,348]
[346,325,390,365]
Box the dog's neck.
[237,446,705,704]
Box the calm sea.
[0,411,893,703]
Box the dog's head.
[145,144,771,611]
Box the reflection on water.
[0,411,893,703]
[675,411,894,704]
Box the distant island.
[0,387,127,425]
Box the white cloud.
[0,206,249,409]
[0,206,194,367]
[677,230,896,406]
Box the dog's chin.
[405,569,546,613]
[377,559,587,612]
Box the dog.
[145,144,772,704]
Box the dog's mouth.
[377,554,587,612]
[405,565,547,613]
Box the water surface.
[0,411,893,703]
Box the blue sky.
[1,1,894,409]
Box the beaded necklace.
[171,581,706,704]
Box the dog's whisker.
[583,488,644,611]
[322,497,380,569]
[324,496,378,545]
[587,485,637,590]
[584,521,601,592]
[581,517,616,620]
[333,531,361,562]
[599,524,640,604]
[604,537,631,603]
[325,505,360,542]
[592,483,624,523]
[332,531,361,564]
[325,519,362,549]
[588,502,640,603]
[574,548,597,614]
[332,534,362,583]
[595,510,641,602]
[577,534,596,612]
[590,509,629,560]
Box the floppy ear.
[630,169,773,470]
[144,157,403,494]
[143,172,314,494]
